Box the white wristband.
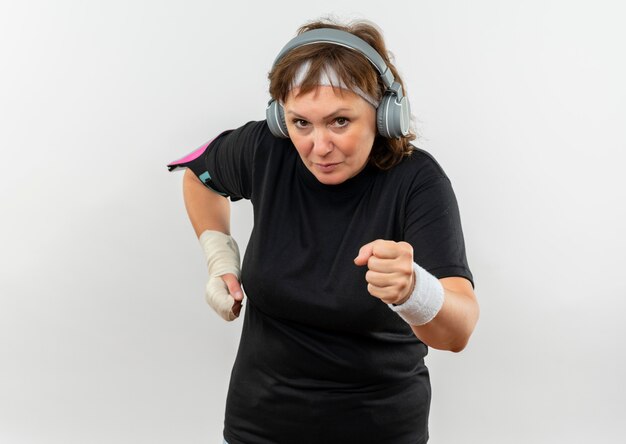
[388,262,444,326]
[198,230,241,321]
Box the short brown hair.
[268,18,416,170]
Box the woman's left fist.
[354,239,415,305]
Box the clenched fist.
[354,239,416,305]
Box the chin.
[306,167,345,185]
[315,174,347,185]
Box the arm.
[183,169,244,317]
[183,168,231,236]
[354,240,479,352]
[410,276,479,352]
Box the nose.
[311,128,333,156]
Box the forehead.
[284,86,365,109]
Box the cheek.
[290,134,311,158]
[351,131,375,159]
[348,117,376,155]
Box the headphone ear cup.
[376,93,410,138]
[376,94,392,138]
[266,100,289,138]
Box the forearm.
[410,281,479,352]
[183,169,231,237]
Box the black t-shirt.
[168,120,473,444]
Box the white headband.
[289,60,380,108]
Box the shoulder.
[219,120,292,152]
[214,120,271,146]
[385,145,451,188]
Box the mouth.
[315,162,341,172]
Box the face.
[283,86,377,185]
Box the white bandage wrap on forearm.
[198,230,241,321]
[388,262,444,326]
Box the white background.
[1,1,625,443]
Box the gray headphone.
[266,28,411,139]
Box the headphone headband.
[273,28,395,89]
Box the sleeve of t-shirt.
[166,120,266,201]
[403,153,475,289]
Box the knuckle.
[399,241,413,254]
[402,263,413,275]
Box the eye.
[332,117,350,128]
[292,119,309,129]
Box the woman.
[168,18,479,444]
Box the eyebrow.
[286,108,353,120]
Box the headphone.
[266,28,411,139]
